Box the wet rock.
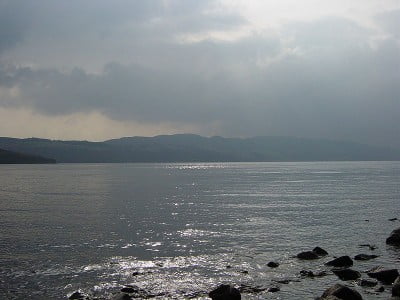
[375,286,384,293]
[240,270,248,274]
[389,218,398,221]
[268,287,280,293]
[121,287,137,293]
[357,279,377,287]
[367,267,399,284]
[132,271,140,276]
[393,276,400,296]
[209,284,241,300]
[313,247,328,256]
[354,254,378,261]
[69,291,86,299]
[386,227,400,246]
[275,279,290,284]
[267,261,279,268]
[297,251,319,260]
[226,265,232,269]
[325,256,353,268]
[332,268,361,281]
[300,270,315,277]
[319,283,363,300]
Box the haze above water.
[1,162,399,299]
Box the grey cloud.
[0,4,399,148]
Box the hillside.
[0,148,56,164]
[0,135,399,163]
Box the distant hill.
[0,147,56,164]
[0,134,399,163]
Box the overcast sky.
[0,0,399,147]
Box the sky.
[0,0,399,148]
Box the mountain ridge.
[0,134,399,163]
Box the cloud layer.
[0,1,399,147]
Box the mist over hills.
[0,134,399,163]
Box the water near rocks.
[0,162,399,299]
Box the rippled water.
[0,162,399,299]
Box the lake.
[1,162,399,299]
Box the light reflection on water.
[0,162,399,299]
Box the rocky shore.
[68,226,400,299]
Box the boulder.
[357,279,377,287]
[69,291,86,299]
[267,287,280,293]
[313,247,328,256]
[325,256,353,268]
[297,251,319,260]
[319,283,363,300]
[332,269,361,281]
[267,261,279,268]
[393,276,400,297]
[387,228,400,246]
[367,267,399,284]
[209,284,241,300]
[354,254,378,261]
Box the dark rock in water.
[387,228,400,245]
[240,270,248,274]
[332,268,361,281]
[209,284,241,300]
[297,251,319,260]
[375,286,385,293]
[300,270,315,277]
[132,271,141,276]
[354,254,378,261]
[121,287,137,293]
[367,267,399,284]
[392,276,400,296]
[325,256,353,267]
[319,283,363,300]
[275,279,290,284]
[267,261,279,268]
[357,279,377,287]
[268,287,280,293]
[69,291,86,299]
[313,247,328,256]
[226,265,232,269]
[389,218,398,221]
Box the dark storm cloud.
[0,1,399,148]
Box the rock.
[121,287,137,293]
[367,267,399,284]
[325,256,353,268]
[393,276,400,296]
[387,228,400,246]
[300,270,315,277]
[240,270,248,274]
[267,261,279,268]
[319,283,363,300]
[357,279,377,287]
[69,291,86,299]
[354,254,378,261]
[268,287,280,293]
[375,286,384,293]
[332,268,361,281]
[209,284,241,300]
[297,251,319,260]
[132,271,140,276]
[313,247,328,256]
[389,218,398,221]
